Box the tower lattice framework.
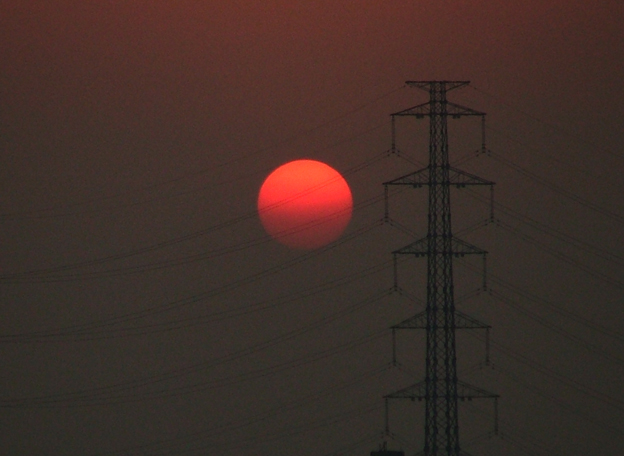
[382,81,498,456]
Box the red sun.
[258,160,353,249]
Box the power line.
[90,365,392,456]
[488,150,624,225]
[469,85,623,163]
[0,151,388,283]
[0,85,405,221]
[0,290,393,408]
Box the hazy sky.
[1,1,623,455]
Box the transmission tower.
[380,81,498,456]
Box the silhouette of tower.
[382,81,498,456]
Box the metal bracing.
[385,379,498,401]
[382,81,497,456]
[384,166,493,189]
[391,310,490,330]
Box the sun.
[257,159,353,249]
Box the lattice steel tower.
[382,81,498,456]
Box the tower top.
[405,81,470,92]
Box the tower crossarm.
[391,101,485,119]
[456,381,499,400]
[391,237,489,290]
[383,167,493,188]
[454,311,491,329]
[383,167,429,188]
[446,102,486,118]
[385,380,427,400]
[391,310,490,330]
[390,310,491,367]
[391,102,431,119]
[406,80,470,91]
[392,236,487,257]
[448,167,494,187]
[384,380,497,401]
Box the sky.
[1,1,623,455]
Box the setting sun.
[257,160,353,249]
